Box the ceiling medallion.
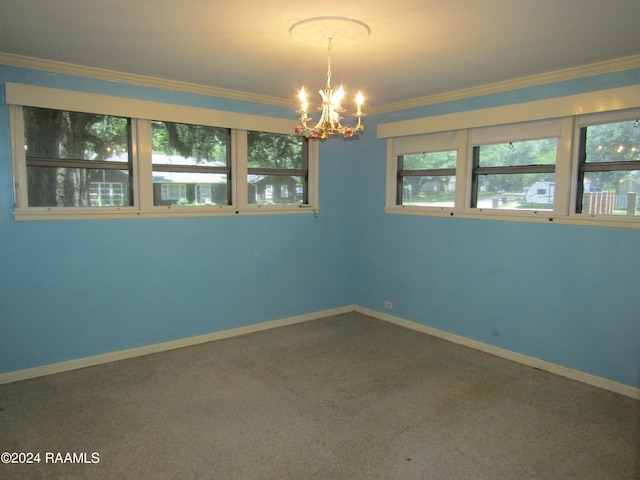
[290,17,370,140]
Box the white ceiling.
[1,0,639,110]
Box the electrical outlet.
[384,301,393,309]
[492,328,500,337]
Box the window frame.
[396,153,457,206]
[573,109,640,217]
[149,120,233,208]
[7,83,319,220]
[246,130,310,207]
[383,88,640,228]
[20,106,135,208]
[468,119,563,212]
[392,130,460,209]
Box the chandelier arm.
[293,19,366,140]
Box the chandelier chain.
[294,23,366,140]
[326,38,333,90]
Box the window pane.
[402,151,456,170]
[27,167,131,207]
[152,172,229,206]
[402,176,455,207]
[248,175,305,205]
[578,119,640,216]
[581,171,640,216]
[151,121,228,166]
[24,107,130,162]
[247,131,304,169]
[477,174,555,210]
[150,121,230,207]
[478,139,557,167]
[23,107,132,207]
[584,121,640,163]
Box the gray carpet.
[1,312,638,479]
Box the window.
[7,83,318,220]
[397,151,457,207]
[90,182,128,206]
[161,183,187,201]
[389,130,462,210]
[471,138,557,211]
[151,121,231,207]
[22,107,132,207]
[576,115,640,216]
[247,131,308,205]
[384,101,640,227]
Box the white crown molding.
[368,54,640,115]
[1,52,639,115]
[377,84,640,138]
[0,52,296,109]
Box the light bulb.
[298,87,307,106]
[355,91,364,115]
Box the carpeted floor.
[1,312,638,479]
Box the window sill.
[13,205,320,221]
[385,206,640,229]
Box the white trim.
[377,85,640,139]
[233,129,247,208]
[576,107,640,128]
[391,130,459,156]
[385,140,397,207]
[12,205,320,221]
[0,305,355,385]
[457,130,472,210]
[0,52,295,109]
[2,52,639,116]
[5,83,297,136]
[383,205,640,229]
[307,140,320,207]
[1,304,637,400]
[8,105,26,208]
[370,54,640,115]
[469,118,562,145]
[553,117,575,216]
[355,306,640,400]
[134,120,153,211]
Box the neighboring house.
[87,170,130,207]
[248,175,302,204]
[152,171,228,206]
[152,154,228,206]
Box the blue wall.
[1,64,639,390]
[0,66,356,373]
[353,69,640,389]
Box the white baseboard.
[355,306,640,400]
[0,305,355,385]
[2,304,638,400]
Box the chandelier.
[290,17,370,140]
